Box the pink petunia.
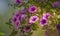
[43,13,51,19]
[14,0,22,5]
[52,2,59,8]
[40,17,48,26]
[29,16,39,23]
[12,12,21,30]
[15,20,20,30]
[29,6,37,13]
[12,12,20,21]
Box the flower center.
[32,18,36,21]
[16,0,21,3]
[16,14,19,17]
[41,19,46,24]
[26,26,30,30]
[31,7,35,11]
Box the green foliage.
[9,29,18,36]
[0,32,4,36]
[32,24,39,31]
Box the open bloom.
[12,8,27,29]
[29,6,37,13]
[29,16,39,23]
[12,12,27,29]
[14,0,22,5]
[40,17,48,26]
[15,20,20,29]
[43,13,51,19]
[52,2,59,8]
[12,12,21,29]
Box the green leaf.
[57,19,60,23]
[32,24,38,31]
[9,29,18,36]
[29,32,33,35]
[21,20,26,24]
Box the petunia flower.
[52,2,59,8]
[19,7,28,14]
[15,20,20,30]
[43,13,51,19]
[11,16,20,30]
[12,12,20,22]
[12,10,27,29]
[29,16,39,23]
[14,0,22,5]
[29,6,37,13]
[40,17,48,26]
[56,24,60,30]
[21,14,27,20]
[12,12,21,29]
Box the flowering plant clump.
[6,0,60,36]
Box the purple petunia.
[52,2,59,8]
[20,14,27,20]
[43,13,51,19]
[40,17,48,26]
[14,0,22,5]
[15,20,20,29]
[29,6,37,13]
[12,12,27,29]
[12,12,21,29]
[42,0,45,2]
[56,24,60,30]
[29,16,39,23]
[12,8,27,29]
[40,13,50,26]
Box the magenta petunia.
[12,12,21,29]
[56,24,60,30]
[12,12,20,22]
[40,17,48,26]
[29,6,37,13]
[52,2,59,8]
[43,13,51,19]
[12,9,27,29]
[14,0,22,5]
[15,20,20,29]
[21,14,27,20]
[29,16,39,23]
